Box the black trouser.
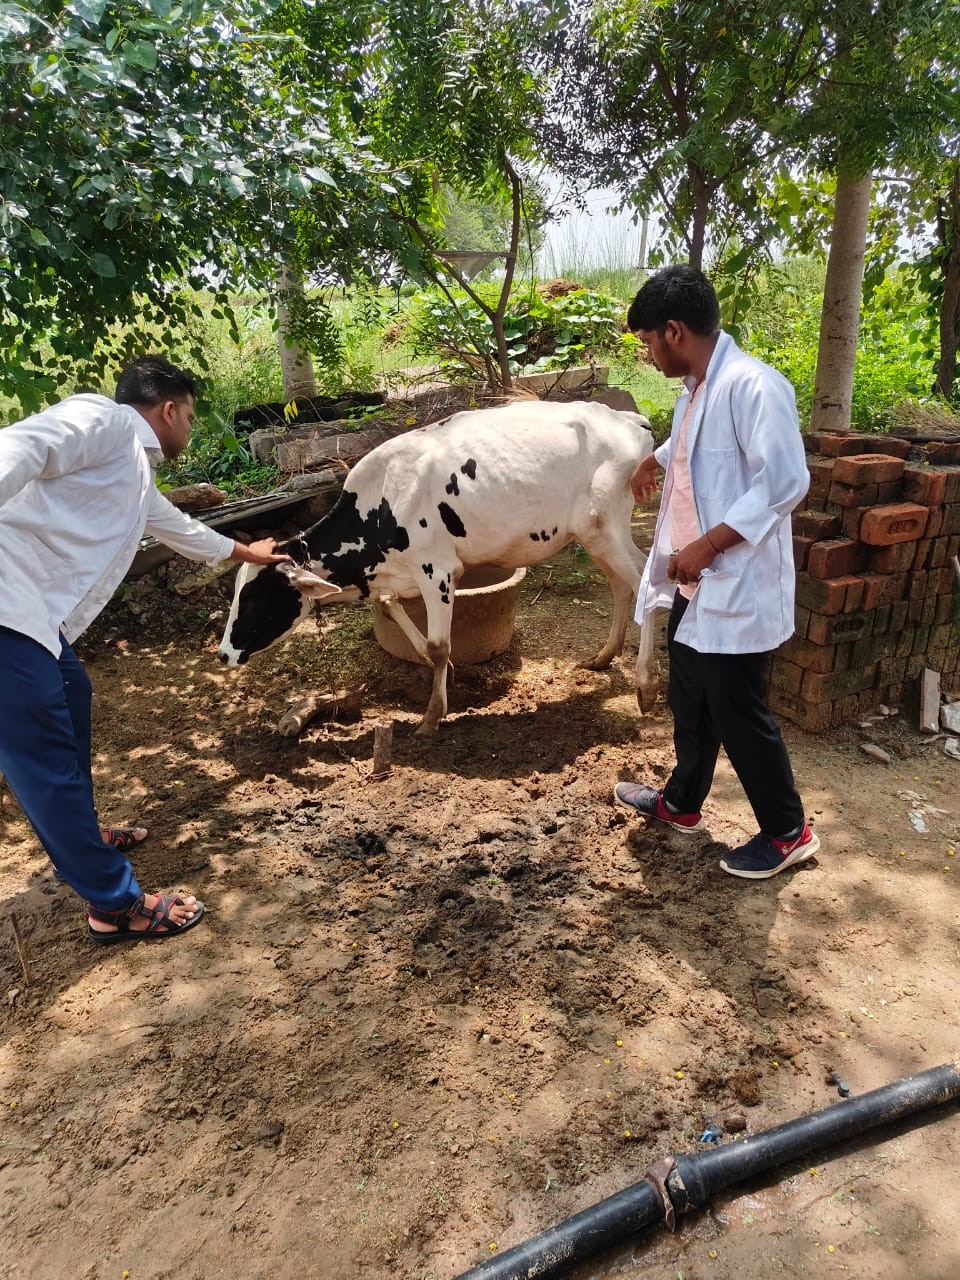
[662,593,805,837]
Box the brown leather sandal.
[86,893,205,945]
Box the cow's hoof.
[582,654,614,671]
[414,722,439,737]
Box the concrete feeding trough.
[370,565,526,665]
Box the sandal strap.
[86,893,146,928]
[138,893,187,935]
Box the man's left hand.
[231,538,293,565]
[668,535,718,586]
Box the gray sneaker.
[612,782,704,833]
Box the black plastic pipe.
[455,1061,960,1280]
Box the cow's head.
[217,560,349,666]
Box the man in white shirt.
[0,356,290,942]
[612,267,819,879]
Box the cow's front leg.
[415,570,459,734]
[378,594,432,666]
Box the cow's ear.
[277,563,343,600]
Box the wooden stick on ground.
[277,689,363,737]
[950,554,960,589]
[370,723,394,779]
[9,912,33,986]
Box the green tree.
[361,0,548,388]
[0,0,396,411]
[783,0,956,430]
[538,0,824,271]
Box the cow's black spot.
[552,526,558,536]
[440,591,450,604]
[541,530,549,540]
[460,458,477,480]
[530,532,541,541]
[445,473,460,496]
[298,489,410,599]
[422,563,433,579]
[419,517,428,528]
[437,502,466,538]
[227,566,304,657]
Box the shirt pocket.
[697,564,758,620]
[695,448,738,501]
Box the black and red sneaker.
[719,824,820,879]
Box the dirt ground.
[1,524,959,1280]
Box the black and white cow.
[218,399,654,732]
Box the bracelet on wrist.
[705,530,720,553]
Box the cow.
[218,399,654,733]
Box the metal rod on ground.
[9,913,33,986]
[455,1062,960,1280]
[371,723,393,778]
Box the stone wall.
[771,433,960,731]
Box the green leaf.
[89,252,117,277]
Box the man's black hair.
[115,355,198,406]
[627,265,720,337]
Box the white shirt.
[0,393,234,657]
[636,331,809,654]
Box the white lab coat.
[0,394,234,657]
[635,332,809,654]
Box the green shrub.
[403,283,627,380]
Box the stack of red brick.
[771,432,960,731]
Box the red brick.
[851,634,895,667]
[796,573,864,614]
[807,610,874,646]
[935,594,958,624]
[929,537,949,569]
[817,435,861,457]
[944,469,960,503]
[770,659,804,695]
[869,436,912,459]
[806,458,835,500]
[829,480,879,508]
[792,535,814,571]
[792,509,841,540]
[924,505,946,538]
[832,454,906,486]
[924,441,960,465]
[857,573,907,611]
[817,433,910,458]
[807,538,869,578]
[769,690,835,732]
[859,503,929,546]
[867,541,916,574]
[912,538,932,569]
[945,504,960,534]
[840,507,870,540]
[779,636,837,673]
[902,465,948,507]
[801,664,877,700]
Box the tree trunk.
[934,165,960,401]
[688,166,710,271]
[490,158,524,391]
[809,165,873,432]
[277,265,318,401]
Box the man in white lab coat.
[0,356,290,941]
[613,267,819,879]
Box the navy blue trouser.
[662,594,805,837]
[0,626,141,911]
